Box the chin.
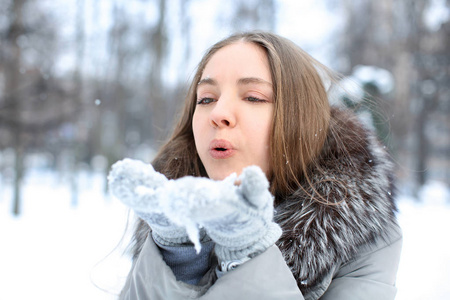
[208,173,233,181]
[207,168,241,181]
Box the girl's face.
[193,42,274,180]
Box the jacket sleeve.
[203,245,304,300]
[320,225,403,300]
[119,235,304,300]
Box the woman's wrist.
[153,234,215,285]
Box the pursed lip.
[209,139,235,159]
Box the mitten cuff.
[152,231,191,246]
[152,227,210,247]
[214,222,282,263]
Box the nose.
[209,96,236,128]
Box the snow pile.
[395,182,450,300]
[418,180,450,206]
[0,170,132,300]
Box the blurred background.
[0,0,449,299]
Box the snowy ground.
[1,170,449,299]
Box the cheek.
[192,108,203,134]
[248,113,273,166]
[255,111,273,145]
[192,110,206,151]
[192,113,198,137]
[261,112,274,170]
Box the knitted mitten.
[107,158,191,246]
[108,159,281,270]
[162,166,282,271]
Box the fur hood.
[274,107,398,298]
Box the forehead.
[201,42,271,82]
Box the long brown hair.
[152,31,337,203]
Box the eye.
[246,96,267,103]
[197,97,216,105]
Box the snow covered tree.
[333,0,450,190]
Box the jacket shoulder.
[321,224,402,300]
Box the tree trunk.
[7,0,26,216]
[416,103,428,186]
[13,142,24,216]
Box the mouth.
[209,140,235,159]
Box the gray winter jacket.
[119,223,401,300]
[120,108,402,299]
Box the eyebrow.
[197,77,217,86]
[237,77,272,87]
[197,77,272,87]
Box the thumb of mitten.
[238,165,271,209]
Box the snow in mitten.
[159,173,240,252]
[161,166,282,269]
[107,158,191,246]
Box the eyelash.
[246,96,267,103]
[196,96,267,105]
[196,97,215,105]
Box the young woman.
[109,31,402,300]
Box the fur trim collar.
[274,108,398,298]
